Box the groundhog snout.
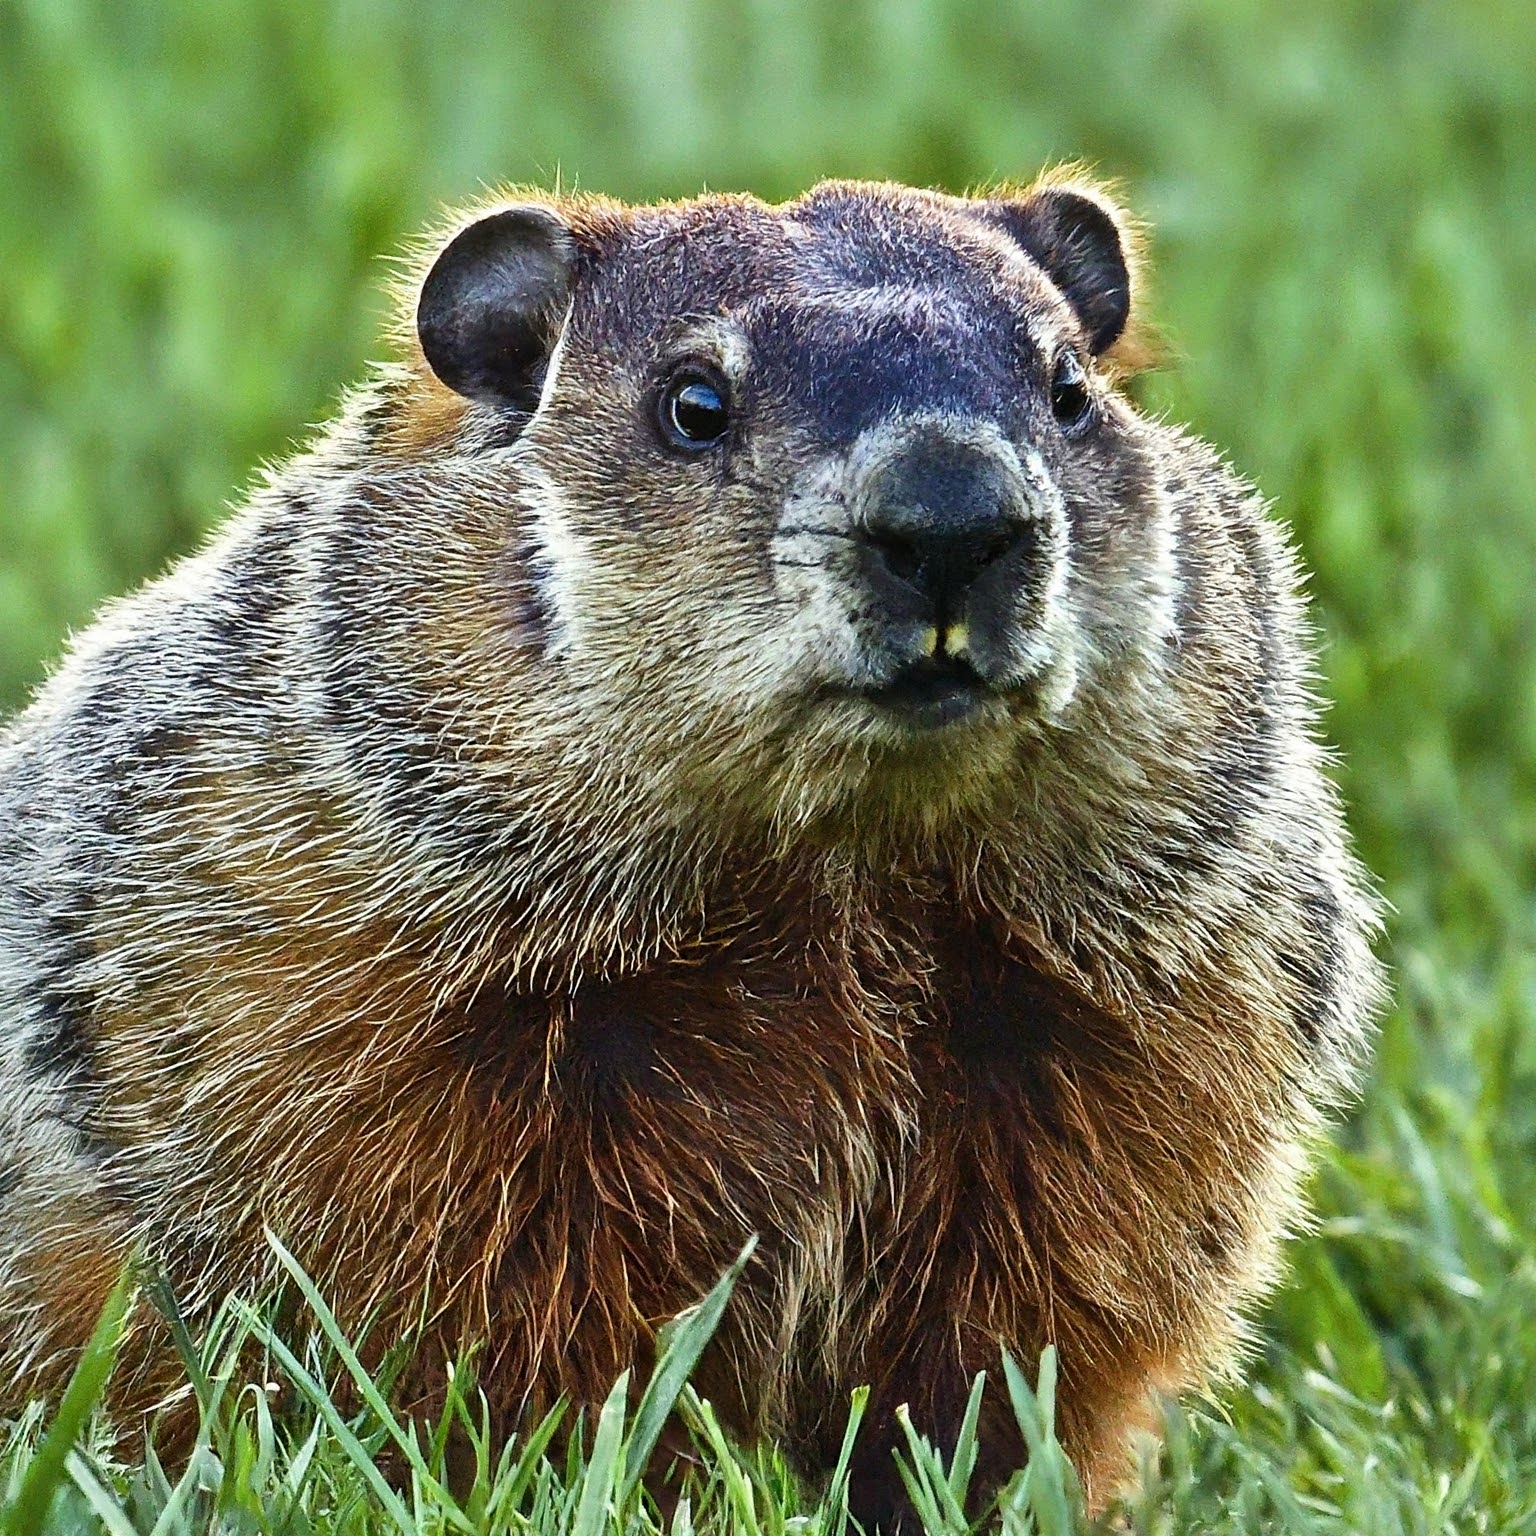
[815,423,1062,727]
[855,434,1039,638]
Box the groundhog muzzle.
[0,175,1383,1528]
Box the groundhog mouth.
[844,655,992,731]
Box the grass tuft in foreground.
[9,1198,1536,1533]
[0,1236,1088,1536]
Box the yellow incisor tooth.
[920,626,939,658]
[944,622,969,657]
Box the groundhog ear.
[985,186,1132,355]
[416,205,575,410]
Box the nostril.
[979,527,1021,568]
[938,517,1033,589]
[868,529,925,584]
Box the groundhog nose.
[857,440,1034,617]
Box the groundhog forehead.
[556,186,1090,443]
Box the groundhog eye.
[658,367,731,452]
[1049,350,1096,437]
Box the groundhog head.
[403,179,1170,839]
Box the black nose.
[857,439,1033,619]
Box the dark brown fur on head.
[0,175,1382,1533]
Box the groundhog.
[0,173,1382,1527]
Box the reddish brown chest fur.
[292,868,1279,1511]
[414,887,914,1431]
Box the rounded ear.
[416,205,575,410]
[984,184,1133,355]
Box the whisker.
[775,525,858,541]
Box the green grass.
[3,0,1535,1530]
[0,1241,1086,1536]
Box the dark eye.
[1049,350,1096,437]
[657,366,731,452]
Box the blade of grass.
[3,1263,134,1536]
[495,1400,569,1510]
[140,1269,214,1412]
[819,1384,869,1532]
[622,1235,758,1505]
[260,1231,426,1477]
[146,1446,219,1536]
[573,1369,630,1536]
[229,1297,418,1536]
[892,1404,952,1534]
[679,1388,760,1536]
[948,1369,986,1511]
[61,1451,139,1536]
[283,1415,324,1497]
[1001,1349,1080,1534]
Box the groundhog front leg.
[841,1211,1171,1533]
[838,951,1291,1529]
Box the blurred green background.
[3,0,1536,1520]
